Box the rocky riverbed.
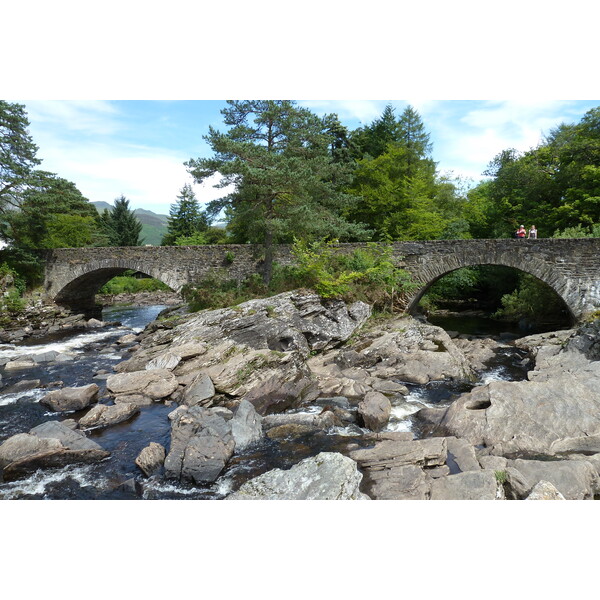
[2,289,600,500]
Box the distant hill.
[92,201,169,246]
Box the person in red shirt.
[516,225,526,238]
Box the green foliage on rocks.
[182,240,415,314]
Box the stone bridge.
[43,239,600,320]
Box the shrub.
[99,275,170,295]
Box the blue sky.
[18,99,600,215]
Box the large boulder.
[230,400,263,450]
[227,452,369,500]
[0,421,109,481]
[135,442,166,477]
[106,369,178,401]
[429,470,503,500]
[428,357,600,456]
[357,391,391,431]
[40,383,100,412]
[78,402,140,429]
[164,405,235,484]
[182,373,215,407]
[507,458,598,500]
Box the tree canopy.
[97,195,144,246]
[0,101,41,211]
[185,100,370,283]
[161,184,208,246]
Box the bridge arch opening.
[409,264,574,334]
[52,266,178,315]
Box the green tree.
[0,101,41,213]
[161,184,208,245]
[3,170,100,248]
[98,195,144,246]
[476,106,600,238]
[351,104,401,159]
[186,100,370,283]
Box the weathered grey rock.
[241,369,319,415]
[230,400,263,450]
[478,455,508,471]
[453,337,506,373]
[78,402,140,429]
[182,373,215,407]
[4,359,36,371]
[445,437,481,472]
[118,291,370,409]
[106,369,178,400]
[86,318,104,328]
[432,355,600,456]
[429,470,502,500]
[32,351,60,363]
[164,406,235,484]
[227,452,369,500]
[117,333,139,345]
[349,436,447,471]
[369,379,409,396]
[0,433,63,469]
[550,436,600,456]
[507,458,598,500]
[113,393,155,406]
[366,464,432,500]
[2,379,41,395]
[135,442,166,477]
[30,421,105,451]
[358,391,391,432]
[40,383,100,412]
[526,480,566,500]
[266,423,319,439]
[0,421,109,481]
[145,352,181,371]
[502,467,533,500]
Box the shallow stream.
[0,306,534,500]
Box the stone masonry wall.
[43,238,600,319]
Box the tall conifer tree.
[186,100,369,284]
[161,184,207,245]
[98,195,143,246]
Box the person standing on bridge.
[516,225,527,238]
[528,225,538,239]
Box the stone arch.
[50,259,184,313]
[404,253,577,320]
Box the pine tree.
[98,195,143,246]
[161,184,207,245]
[0,101,41,211]
[186,100,369,284]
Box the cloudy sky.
[16,99,600,216]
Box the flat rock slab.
[79,402,140,429]
[2,448,110,482]
[40,384,100,412]
[107,369,178,400]
[508,458,599,500]
[429,470,501,500]
[227,452,369,500]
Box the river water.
[0,305,533,500]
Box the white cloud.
[299,100,385,124]
[24,100,121,136]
